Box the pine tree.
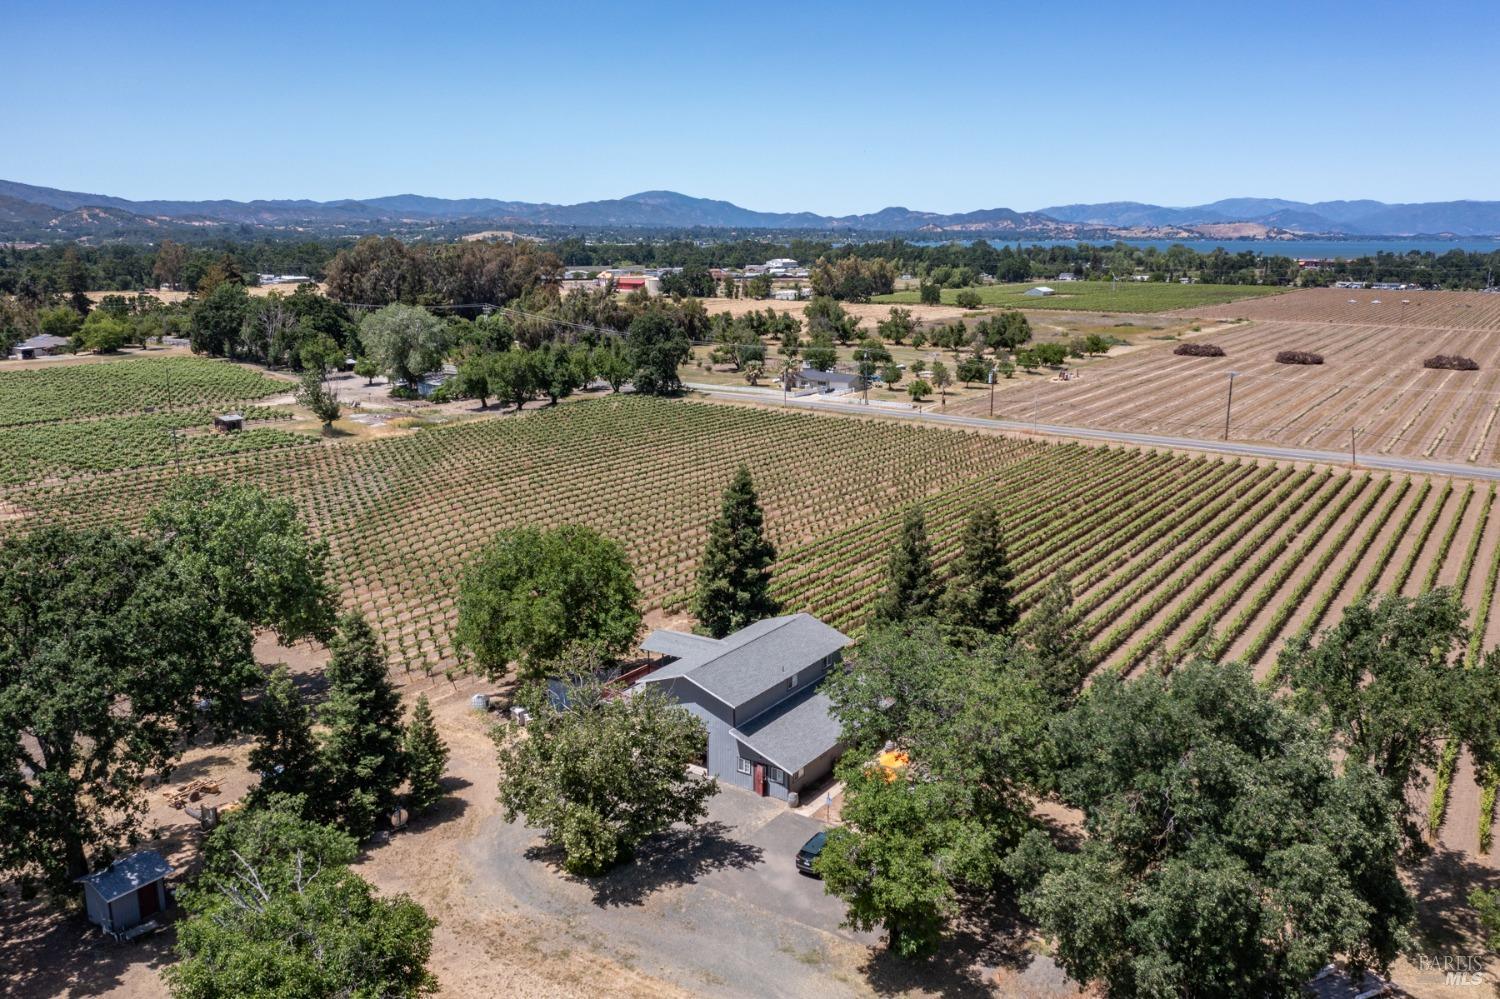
[938,502,1017,644]
[248,665,324,806]
[872,506,937,625]
[320,614,407,838]
[692,464,779,638]
[403,694,449,816]
[1020,573,1090,707]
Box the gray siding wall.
[732,739,791,801]
[110,890,141,931]
[83,886,108,928]
[789,743,843,796]
[653,678,746,792]
[732,651,840,727]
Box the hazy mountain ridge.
[2,179,1498,242]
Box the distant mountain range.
[3,178,1499,244]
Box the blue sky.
[6,1,1497,214]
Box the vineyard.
[0,356,291,427]
[5,393,1499,856]
[962,314,1500,464]
[0,407,312,484]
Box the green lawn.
[874,281,1289,314]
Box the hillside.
[4,177,1500,242]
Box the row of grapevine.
[1249,476,1386,675]
[0,356,289,427]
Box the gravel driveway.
[463,788,878,998]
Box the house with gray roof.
[792,366,862,394]
[10,333,71,359]
[635,614,850,803]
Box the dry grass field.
[697,296,973,324]
[953,291,1500,465]
[84,282,321,306]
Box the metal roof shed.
[77,850,173,938]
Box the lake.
[923,237,1500,257]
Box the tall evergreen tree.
[320,614,407,838]
[248,666,324,806]
[938,502,1017,643]
[403,695,449,816]
[692,465,779,638]
[872,507,937,625]
[1019,574,1090,707]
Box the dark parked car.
[795,831,827,877]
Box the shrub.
[1276,350,1324,365]
[1173,342,1225,358]
[1424,354,1479,370]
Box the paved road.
[687,383,1500,481]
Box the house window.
[737,757,752,776]
[767,766,785,785]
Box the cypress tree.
[403,694,449,816]
[248,665,324,807]
[873,506,937,625]
[938,502,1017,643]
[692,464,779,638]
[1019,573,1090,707]
[320,613,407,838]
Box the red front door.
[136,882,161,919]
[753,763,766,796]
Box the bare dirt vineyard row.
[963,316,1500,464]
[7,396,1500,856]
[1168,287,1500,331]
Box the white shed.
[76,850,173,938]
[1024,286,1055,297]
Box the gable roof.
[732,686,843,775]
[76,850,172,903]
[797,369,860,385]
[638,614,849,709]
[16,334,70,351]
[640,630,723,659]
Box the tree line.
[8,235,1500,311]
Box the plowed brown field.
[962,312,1500,464]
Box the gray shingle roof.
[637,614,850,709]
[76,850,172,903]
[733,687,842,775]
[16,334,70,351]
[797,369,860,385]
[640,630,723,659]
[691,615,848,706]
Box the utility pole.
[1223,371,1238,441]
[1350,428,1358,468]
[988,367,995,418]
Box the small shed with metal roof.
[76,850,173,938]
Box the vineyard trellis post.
[1223,371,1238,441]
